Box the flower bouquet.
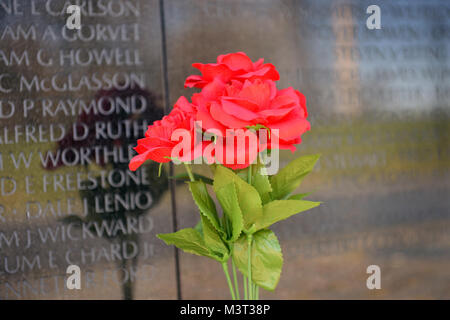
[129,52,320,300]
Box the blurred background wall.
[0,0,448,299]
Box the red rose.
[184,52,279,89]
[192,78,310,152]
[129,96,200,171]
[129,52,310,172]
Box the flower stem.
[246,164,254,300]
[231,258,240,300]
[243,274,248,300]
[222,262,236,300]
[247,234,253,300]
[251,283,255,300]
[183,162,195,182]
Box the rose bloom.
[192,78,310,152]
[129,96,200,171]
[130,52,310,171]
[185,52,279,89]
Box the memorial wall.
[0,0,449,299]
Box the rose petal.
[221,98,260,116]
[129,150,151,171]
[238,80,272,108]
[258,106,296,122]
[196,108,227,135]
[194,63,234,83]
[210,101,250,128]
[174,96,195,113]
[295,90,308,117]
[253,58,264,69]
[184,75,206,88]
[238,64,280,82]
[268,117,310,141]
[200,78,226,100]
[217,52,253,71]
[270,94,298,110]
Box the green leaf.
[158,162,164,177]
[287,192,311,200]
[270,154,320,200]
[188,181,223,234]
[171,173,213,185]
[201,215,229,260]
[235,169,249,181]
[215,182,243,242]
[252,166,272,205]
[257,199,320,230]
[157,228,212,258]
[232,230,283,291]
[194,219,203,235]
[214,165,263,230]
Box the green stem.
[231,258,240,300]
[222,262,236,300]
[246,164,254,300]
[255,285,259,300]
[247,234,253,300]
[243,274,248,300]
[183,162,195,182]
[251,283,255,300]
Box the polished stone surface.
[0,0,449,299]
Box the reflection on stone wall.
[0,0,449,299]
[0,0,176,299]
